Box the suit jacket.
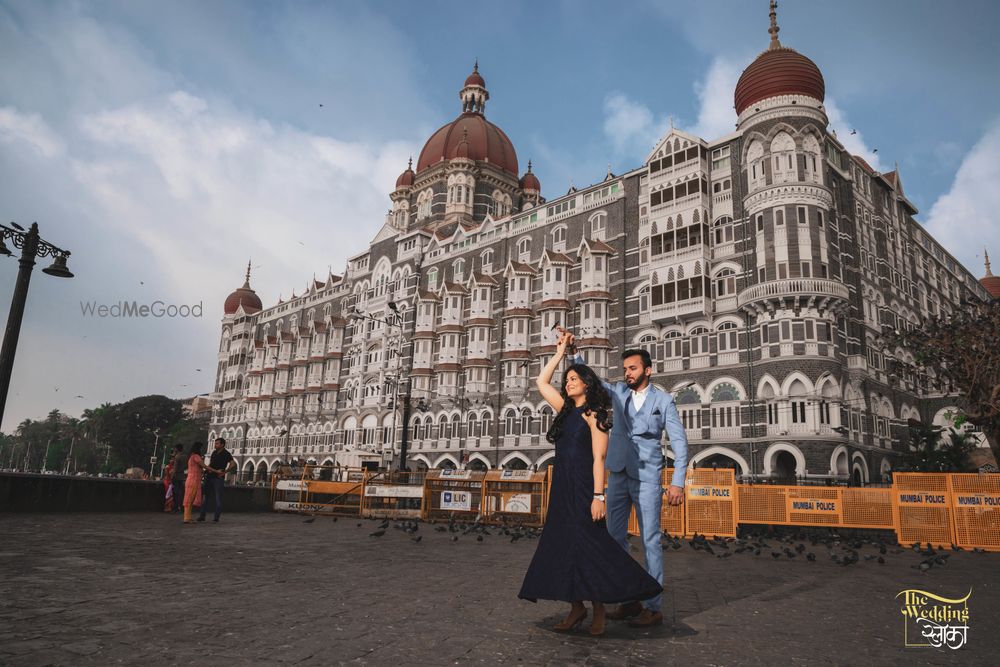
[601,381,689,488]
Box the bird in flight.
[850,129,857,135]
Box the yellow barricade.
[685,468,737,538]
[950,473,1000,551]
[481,469,548,527]
[841,487,894,529]
[893,473,954,548]
[422,469,486,522]
[361,471,426,519]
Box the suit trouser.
[606,470,663,612]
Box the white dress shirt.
[631,384,651,412]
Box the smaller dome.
[395,158,415,188]
[982,250,1000,300]
[224,262,262,315]
[520,160,540,192]
[464,62,485,87]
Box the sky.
[1,0,999,432]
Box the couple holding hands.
[518,328,689,636]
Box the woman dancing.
[518,333,661,636]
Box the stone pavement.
[0,512,997,666]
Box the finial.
[668,114,674,130]
[768,0,782,49]
[244,259,252,287]
[407,156,413,170]
[473,59,478,73]
[527,159,533,172]
[607,163,613,176]
[986,249,993,277]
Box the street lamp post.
[0,222,74,427]
[148,428,161,479]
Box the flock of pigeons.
[302,515,985,572]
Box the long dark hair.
[190,442,205,457]
[546,363,613,443]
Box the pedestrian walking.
[170,444,188,514]
[198,438,236,523]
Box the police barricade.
[272,477,308,513]
[281,465,366,517]
[361,471,426,519]
[892,472,954,548]
[422,469,486,522]
[481,469,548,527]
[626,468,686,537]
[685,468,737,538]
[950,473,1000,551]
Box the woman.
[183,442,215,524]
[163,462,174,513]
[519,333,661,636]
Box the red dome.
[395,159,415,188]
[520,162,540,191]
[416,113,518,175]
[735,46,825,115]
[465,70,485,87]
[982,276,1000,300]
[224,285,261,315]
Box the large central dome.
[415,64,519,176]
[734,1,825,116]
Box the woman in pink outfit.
[183,442,215,523]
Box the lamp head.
[42,253,74,278]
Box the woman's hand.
[591,498,606,521]
[554,331,570,356]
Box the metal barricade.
[841,487,894,530]
[685,468,737,538]
[422,469,487,522]
[481,469,548,527]
[361,471,426,519]
[950,473,1000,551]
[893,472,954,548]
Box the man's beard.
[625,376,646,391]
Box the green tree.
[901,421,977,472]
[891,300,1000,466]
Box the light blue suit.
[600,379,688,612]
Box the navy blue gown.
[519,406,662,603]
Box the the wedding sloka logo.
[896,588,971,649]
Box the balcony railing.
[737,278,849,308]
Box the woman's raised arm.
[536,333,569,412]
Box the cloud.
[923,119,1000,276]
[602,92,667,158]
[825,98,882,171]
[689,57,739,139]
[0,107,65,157]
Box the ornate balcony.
[737,278,849,314]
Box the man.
[170,444,188,515]
[198,438,236,523]
[565,330,688,627]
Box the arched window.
[417,189,433,219]
[552,226,567,245]
[504,409,517,436]
[770,132,796,183]
[663,330,682,358]
[427,267,439,291]
[689,326,710,355]
[639,284,649,312]
[716,321,739,351]
[520,408,532,435]
[713,216,734,244]
[451,413,461,439]
[439,414,450,439]
[517,237,531,259]
[481,249,494,269]
[590,213,607,238]
[714,268,737,297]
[539,406,553,438]
[453,259,465,282]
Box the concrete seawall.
[0,473,272,512]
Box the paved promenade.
[0,512,996,665]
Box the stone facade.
[208,28,992,484]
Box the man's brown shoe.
[627,609,664,627]
[606,601,643,620]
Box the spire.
[407,156,413,171]
[244,259,252,288]
[986,249,994,277]
[768,0,782,50]
[527,160,533,172]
